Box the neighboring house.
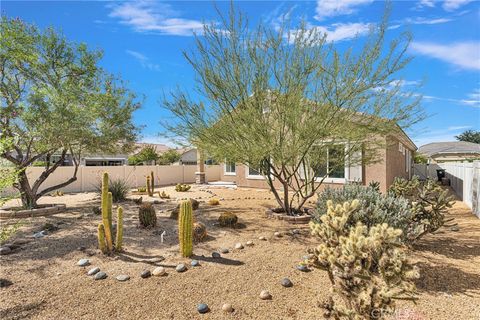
[219,132,416,193]
[418,141,480,163]
[177,148,198,165]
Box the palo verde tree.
[163,5,424,215]
[0,17,139,208]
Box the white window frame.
[224,161,236,176]
[312,143,349,184]
[246,165,266,180]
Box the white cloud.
[443,0,473,11]
[413,126,472,146]
[108,1,204,36]
[419,0,436,8]
[314,0,373,20]
[410,41,480,71]
[126,50,161,71]
[289,22,372,43]
[423,90,480,108]
[404,17,453,25]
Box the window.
[224,161,236,175]
[312,145,346,180]
[246,159,270,179]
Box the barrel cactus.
[178,200,193,257]
[138,202,157,228]
[218,212,238,227]
[193,222,207,243]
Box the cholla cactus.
[389,177,454,240]
[308,200,419,319]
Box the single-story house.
[418,141,480,163]
[218,132,416,193]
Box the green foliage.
[308,200,419,319]
[158,191,170,199]
[97,172,124,254]
[0,221,23,244]
[162,5,424,215]
[137,187,146,193]
[115,207,124,251]
[0,17,139,208]
[178,200,193,257]
[389,177,455,240]
[32,161,48,167]
[413,152,428,164]
[138,202,157,228]
[368,180,381,192]
[315,184,414,242]
[96,176,129,202]
[218,212,238,227]
[128,145,159,165]
[157,149,181,165]
[175,184,191,192]
[455,129,480,144]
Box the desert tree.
[0,17,140,208]
[455,130,480,144]
[162,5,424,215]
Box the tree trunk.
[17,168,38,209]
[283,181,291,215]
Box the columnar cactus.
[150,171,155,192]
[97,223,107,254]
[146,175,153,196]
[116,207,124,251]
[101,172,113,252]
[97,172,124,254]
[178,200,193,257]
[308,200,419,319]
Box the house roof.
[133,143,171,154]
[418,141,480,157]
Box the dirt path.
[1,186,479,319]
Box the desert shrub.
[315,184,414,242]
[170,198,199,219]
[0,221,23,244]
[368,180,381,192]
[49,190,64,197]
[175,184,191,192]
[137,187,146,193]
[193,222,207,243]
[208,198,220,205]
[138,203,157,228]
[218,212,238,227]
[308,200,419,319]
[158,191,170,199]
[96,177,129,202]
[389,177,455,240]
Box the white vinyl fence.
[2,165,221,195]
[413,161,480,217]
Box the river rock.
[140,270,151,278]
[191,260,200,267]
[94,271,107,280]
[222,303,234,312]
[0,246,12,255]
[258,236,267,241]
[152,267,166,276]
[212,252,221,258]
[296,265,309,272]
[77,259,90,267]
[246,241,254,246]
[87,267,100,276]
[197,303,209,314]
[281,278,293,287]
[259,290,272,300]
[234,243,244,250]
[220,248,229,254]
[116,275,130,282]
[176,264,187,273]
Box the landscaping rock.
[222,303,234,313]
[220,248,229,254]
[281,278,293,288]
[140,270,151,278]
[234,243,244,250]
[274,232,282,237]
[296,265,309,272]
[212,252,221,258]
[191,260,200,267]
[246,241,254,246]
[176,264,187,273]
[87,267,100,276]
[94,271,107,280]
[152,267,166,276]
[259,290,272,300]
[0,246,12,255]
[77,259,90,267]
[450,226,460,232]
[33,231,46,238]
[197,303,209,314]
[258,236,267,241]
[116,275,130,282]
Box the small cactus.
[159,191,170,199]
[178,200,193,257]
[139,202,157,228]
[193,222,207,243]
[150,171,155,191]
[146,175,153,197]
[115,207,124,251]
[208,198,220,205]
[175,183,191,192]
[218,212,238,227]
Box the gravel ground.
[0,186,479,320]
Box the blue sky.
[3,0,479,147]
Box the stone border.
[265,208,312,224]
[0,204,67,219]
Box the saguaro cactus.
[178,200,193,257]
[116,207,124,251]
